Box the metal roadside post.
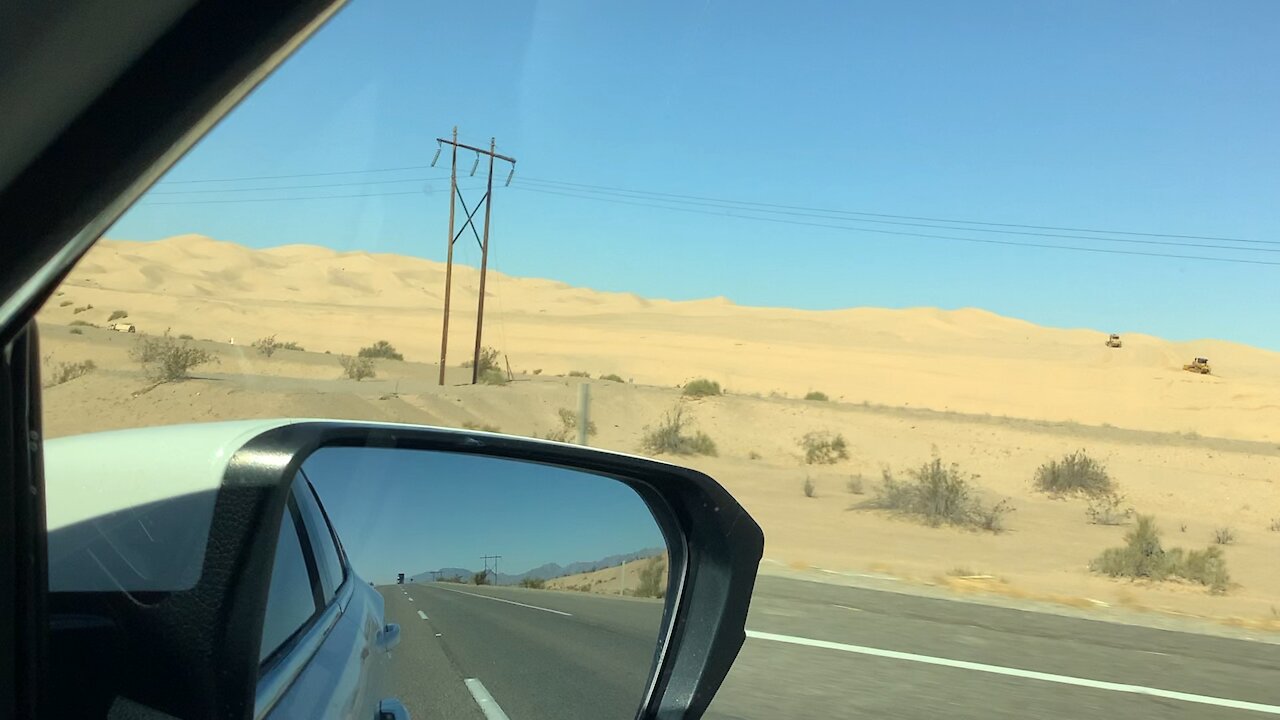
[578,383,591,446]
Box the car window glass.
[260,502,320,664]
[292,472,345,602]
[33,3,1280,720]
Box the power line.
[509,178,1280,254]
[154,165,1274,248]
[138,190,427,205]
[516,175,1274,247]
[138,173,1277,255]
[133,181,1280,265]
[510,184,1280,268]
[138,184,490,205]
[148,176,452,195]
[156,165,436,184]
[139,165,1277,263]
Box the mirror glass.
[301,446,671,720]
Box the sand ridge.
[41,235,1280,442]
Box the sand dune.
[40,235,1280,441]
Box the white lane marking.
[465,678,511,720]
[432,585,572,616]
[417,610,428,620]
[832,604,862,612]
[746,630,1280,715]
[408,597,414,602]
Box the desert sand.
[35,234,1280,629]
[544,555,670,598]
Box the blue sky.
[302,447,664,585]
[110,1,1280,348]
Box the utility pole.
[431,130,516,385]
[577,383,591,446]
[437,127,458,386]
[472,138,497,385]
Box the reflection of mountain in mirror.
[411,547,669,597]
[301,446,668,587]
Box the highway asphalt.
[380,582,665,719]
[381,575,1280,719]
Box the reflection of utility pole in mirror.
[481,554,501,586]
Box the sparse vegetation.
[519,577,546,589]
[72,304,93,314]
[130,330,216,383]
[599,373,625,383]
[1086,492,1134,525]
[1269,518,1280,532]
[471,570,490,586]
[1033,450,1113,496]
[804,391,829,402]
[640,406,717,456]
[542,408,598,442]
[68,320,94,327]
[1090,516,1229,594]
[532,368,543,375]
[253,335,304,356]
[479,367,507,385]
[58,300,73,307]
[803,477,816,498]
[682,378,722,398]
[635,556,666,598]
[799,431,849,465]
[567,370,591,378]
[462,346,507,384]
[69,328,83,335]
[108,310,128,322]
[44,359,96,387]
[253,334,279,357]
[462,421,501,433]
[339,355,376,381]
[178,333,194,340]
[358,340,404,361]
[1213,527,1237,545]
[858,456,1013,533]
[846,475,865,494]
[748,450,762,460]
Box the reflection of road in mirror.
[304,447,669,720]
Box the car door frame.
[256,483,353,718]
[1,3,345,713]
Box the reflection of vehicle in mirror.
[40,420,763,720]
[1183,357,1211,374]
[43,424,408,720]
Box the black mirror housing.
[45,420,763,719]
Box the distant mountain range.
[409,547,664,586]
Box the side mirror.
[377,623,400,653]
[378,699,410,720]
[42,420,763,720]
